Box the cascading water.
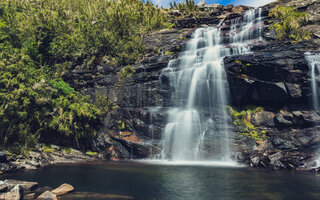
[159,9,264,162]
[305,53,320,110]
[305,52,320,167]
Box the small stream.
[1,161,320,200]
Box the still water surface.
[2,161,320,200]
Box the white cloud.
[236,0,276,7]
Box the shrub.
[170,0,198,14]
[269,5,312,43]
[0,0,173,154]
[119,66,136,80]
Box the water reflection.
[1,161,320,200]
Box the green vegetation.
[170,0,198,14]
[86,151,98,156]
[269,5,312,43]
[118,120,126,131]
[41,145,56,153]
[227,106,267,142]
[94,93,117,115]
[164,50,175,56]
[119,66,136,80]
[0,0,172,154]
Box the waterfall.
[305,53,320,168]
[305,53,320,110]
[159,9,264,162]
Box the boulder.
[0,181,8,193]
[251,111,275,127]
[36,191,57,200]
[275,114,294,128]
[0,185,23,200]
[0,153,7,163]
[268,152,283,163]
[4,180,38,191]
[51,183,74,196]
[250,157,260,167]
[293,111,320,126]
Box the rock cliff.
[64,0,320,171]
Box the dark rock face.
[225,50,310,107]
[225,43,320,170]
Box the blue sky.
[151,0,276,8]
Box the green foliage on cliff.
[269,5,312,43]
[119,66,136,80]
[0,0,173,67]
[227,106,267,142]
[170,0,198,14]
[0,0,172,154]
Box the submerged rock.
[59,192,134,200]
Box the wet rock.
[4,180,38,192]
[0,185,23,200]
[51,183,74,196]
[113,138,152,159]
[36,191,57,200]
[273,160,285,169]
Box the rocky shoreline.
[0,179,74,200]
[0,145,101,175]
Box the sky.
[151,0,276,8]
